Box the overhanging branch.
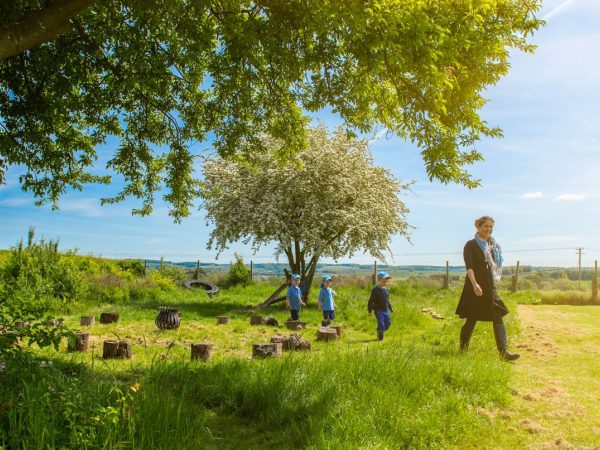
[0,0,98,60]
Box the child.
[368,271,394,341]
[286,273,306,321]
[318,275,336,326]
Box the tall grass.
[0,280,517,449]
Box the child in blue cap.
[286,274,306,321]
[318,275,336,326]
[368,271,394,341]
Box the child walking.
[318,275,336,326]
[368,271,394,341]
[286,273,306,321]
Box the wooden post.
[191,343,213,361]
[160,256,163,270]
[285,320,306,330]
[592,260,598,303]
[372,261,377,284]
[216,316,230,325]
[511,261,520,293]
[250,260,253,282]
[144,259,147,276]
[195,260,200,280]
[576,248,584,288]
[443,260,449,289]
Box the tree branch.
[0,0,98,60]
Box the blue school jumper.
[368,285,393,332]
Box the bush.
[117,259,146,276]
[225,254,252,287]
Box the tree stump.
[68,332,89,352]
[331,325,344,338]
[285,320,306,330]
[271,333,311,351]
[80,316,95,326]
[264,317,279,327]
[103,339,132,359]
[100,312,119,324]
[117,341,133,359]
[14,321,29,328]
[250,315,265,325]
[216,316,230,325]
[316,327,339,342]
[102,340,119,358]
[252,343,282,358]
[191,343,213,361]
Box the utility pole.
[576,247,585,288]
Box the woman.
[455,216,520,361]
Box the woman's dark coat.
[455,239,509,322]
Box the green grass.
[0,282,523,449]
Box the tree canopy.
[0,0,542,220]
[201,125,411,287]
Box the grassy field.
[2,282,525,449]
[2,247,599,450]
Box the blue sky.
[1,0,599,267]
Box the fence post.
[144,259,147,276]
[511,261,520,293]
[250,260,253,282]
[592,260,598,303]
[443,260,449,289]
[195,259,200,280]
[159,256,163,270]
[372,261,377,284]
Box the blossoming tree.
[201,125,411,295]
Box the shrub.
[225,254,252,287]
[117,259,146,276]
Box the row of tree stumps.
[65,310,344,362]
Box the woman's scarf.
[474,233,503,281]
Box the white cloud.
[58,199,104,217]
[0,197,30,206]
[555,193,586,201]
[521,191,544,199]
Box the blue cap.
[377,271,391,280]
[322,275,332,282]
[291,273,301,280]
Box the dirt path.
[495,305,600,449]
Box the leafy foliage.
[225,253,252,287]
[202,125,411,286]
[0,0,542,219]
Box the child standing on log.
[318,275,336,326]
[368,271,394,341]
[286,274,306,321]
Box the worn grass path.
[486,305,600,449]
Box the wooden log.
[80,316,95,326]
[68,332,89,352]
[100,312,119,324]
[102,339,119,359]
[264,317,279,327]
[117,341,133,359]
[191,343,213,361]
[216,315,230,325]
[331,325,344,338]
[14,321,29,328]
[316,327,339,342]
[285,320,306,330]
[252,343,282,358]
[271,333,311,351]
[250,315,265,325]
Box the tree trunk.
[316,327,339,342]
[68,332,89,352]
[80,316,95,326]
[100,312,119,324]
[0,0,98,60]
